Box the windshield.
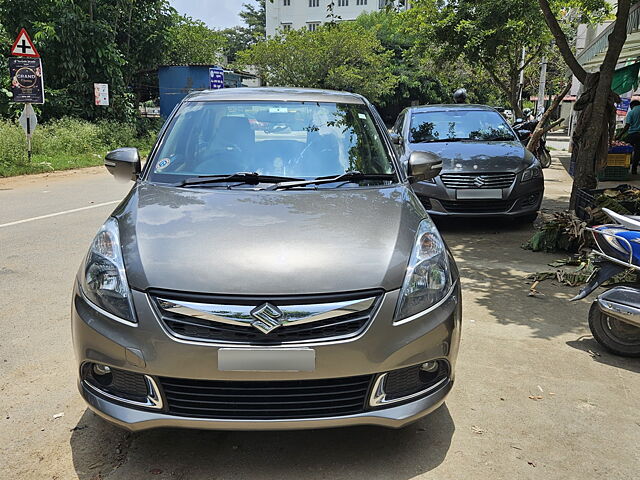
[409,110,516,143]
[148,101,395,185]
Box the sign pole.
[26,103,32,162]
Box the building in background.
[266,0,409,36]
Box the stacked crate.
[598,144,633,181]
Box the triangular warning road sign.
[11,28,39,58]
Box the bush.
[0,120,28,168]
[0,117,160,177]
[33,118,102,156]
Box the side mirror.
[389,132,403,145]
[515,129,531,141]
[408,151,442,182]
[105,148,141,182]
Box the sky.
[170,0,245,29]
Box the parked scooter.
[572,208,640,357]
[512,118,552,168]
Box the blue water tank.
[158,65,211,118]
[158,65,248,117]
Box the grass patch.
[0,118,159,177]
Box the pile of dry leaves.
[523,186,640,289]
[522,211,591,254]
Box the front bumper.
[72,283,461,431]
[80,377,453,431]
[412,176,544,218]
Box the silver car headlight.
[80,217,136,323]
[521,164,542,182]
[394,219,452,322]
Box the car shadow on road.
[566,337,640,374]
[71,404,454,479]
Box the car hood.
[409,140,534,173]
[115,183,425,295]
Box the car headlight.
[80,217,136,323]
[394,219,452,322]
[521,165,542,182]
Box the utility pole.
[517,47,526,112]
[536,56,548,119]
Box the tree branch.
[601,0,631,72]
[538,0,586,82]
[522,44,546,71]
[527,82,572,152]
[479,60,510,95]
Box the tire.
[539,148,552,168]
[588,303,640,357]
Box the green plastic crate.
[598,166,630,181]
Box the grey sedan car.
[391,105,544,222]
[72,88,461,431]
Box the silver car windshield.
[409,110,516,143]
[148,101,395,184]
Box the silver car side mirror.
[105,148,141,182]
[389,132,402,145]
[408,151,442,182]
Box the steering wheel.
[193,144,246,174]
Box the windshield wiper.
[266,171,395,191]
[175,172,303,188]
[414,138,470,143]
[484,136,516,141]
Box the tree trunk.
[569,77,609,208]
[538,0,631,211]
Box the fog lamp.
[420,361,439,373]
[93,364,111,376]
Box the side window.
[393,112,405,135]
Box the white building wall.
[266,0,394,36]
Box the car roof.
[184,87,366,105]
[407,104,499,113]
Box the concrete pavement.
[1,160,638,479]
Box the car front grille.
[440,172,516,189]
[438,199,514,213]
[158,375,374,419]
[150,290,382,345]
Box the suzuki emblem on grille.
[473,176,486,187]
[250,303,285,334]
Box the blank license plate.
[456,189,502,200]
[218,348,316,372]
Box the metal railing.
[576,3,640,66]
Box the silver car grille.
[150,291,382,344]
[440,172,516,189]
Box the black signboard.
[9,57,44,104]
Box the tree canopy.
[222,0,266,62]
[164,15,227,66]
[0,0,262,121]
[0,0,176,120]
[405,0,553,117]
[235,22,397,103]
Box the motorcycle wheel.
[588,303,640,357]
[539,148,552,168]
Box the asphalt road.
[1,160,639,479]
